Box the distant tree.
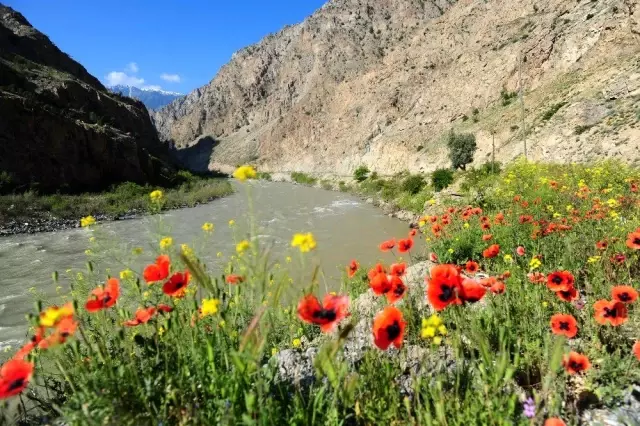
[447,131,477,170]
[431,168,454,192]
[353,165,370,182]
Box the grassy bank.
[0,171,233,231]
[2,161,640,425]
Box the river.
[0,181,410,353]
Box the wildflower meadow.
[1,160,640,425]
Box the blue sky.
[5,0,327,94]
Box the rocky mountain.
[154,0,640,176]
[109,85,183,110]
[0,4,175,193]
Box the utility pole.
[519,51,527,160]
[491,130,496,173]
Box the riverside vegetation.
[1,160,640,425]
[0,171,233,234]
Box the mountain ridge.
[153,0,640,175]
[109,84,183,110]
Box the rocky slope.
[0,4,174,193]
[154,0,640,175]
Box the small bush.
[500,89,518,106]
[447,131,477,170]
[256,172,272,181]
[401,174,426,195]
[431,168,455,192]
[290,172,317,185]
[369,171,379,180]
[575,124,593,135]
[541,102,567,121]
[459,161,503,192]
[353,165,370,182]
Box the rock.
[274,347,319,388]
[365,198,374,204]
[581,386,640,426]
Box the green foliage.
[500,89,518,106]
[575,124,593,135]
[401,174,426,195]
[353,165,370,183]
[256,172,273,181]
[290,172,317,185]
[394,188,433,213]
[541,102,567,121]
[431,168,454,192]
[459,162,503,192]
[446,131,477,170]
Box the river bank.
[0,177,233,236]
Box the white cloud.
[125,62,139,73]
[105,71,145,87]
[160,73,181,83]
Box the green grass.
[0,174,233,225]
[291,172,317,185]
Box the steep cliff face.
[154,0,640,175]
[0,4,174,193]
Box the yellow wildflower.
[271,347,278,356]
[447,248,454,254]
[88,236,96,243]
[421,315,446,343]
[119,269,134,280]
[232,165,257,181]
[291,232,317,253]
[228,219,235,226]
[160,237,173,249]
[427,199,436,206]
[503,254,513,263]
[158,327,165,336]
[542,301,549,308]
[587,256,601,264]
[236,240,250,254]
[418,219,426,227]
[80,215,96,227]
[421,326,436,338]
[218,320,226,328]
[546,205,554,212]
[606,198,618,208]
[142,291,150,300]
[609,210,619,219]
[285,256,292,263]
[292,338,302,348]
[463,222,470,229]
[84,249,92,256]
[200,298,220,317]
[202,222,214,232]
[529,258,542,270]
[39,303,74,328]
[433,336,443,345]
[181,244,194,256]
[149,190,164,203]
[132,247,144,255]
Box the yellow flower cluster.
[291,233,317,253]
[39,303,74,328]
[232,165,257,181]
[421,315,447,345]
[236,240,250,254]
[200,298,220,317]
[160,237,173,250]
[119,269,134,280]
[149,190,164,203]
[202,222,214,232]
[80,215,96,227]
[529,257,542,270]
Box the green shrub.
[446,131,477,170]
[353,165,370,182]
[500,89,518,106]
[290,172,317,185]
[575,124,593,135]
[431,168,454,192]
[401,174,426,195]
[369,171,379,180]
[256,172,272,181]
[395,188,432,213]
[541,102,567,121]
[459,161,503,192]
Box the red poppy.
[482,234,493,242]
[611,253,626,265]
[494,212,505,224]
[516,246,525,256]
[546,271,574,292]
[156,304,173,313]
[162,271,191,298]
[367,263,386,280]
[143,255,171,283]
[550,314,578,338]
[369,272,392,295]
[372,306,406,350]
[528,272,546,284]
[595,240,608,250]
[397,238,413,253]
[429,252,439,263]
[390,262,407,277]
[612,285,638,303]
[379,239,396,252]
[490,281,505,294]
[431,223,443,236]
[519,215,533,224]
[631,182,638,193]
[544,418,567,426]
[481,222,491,231]
[482,244,500,258]
[465,260,479,274]
[563,351,591,374]
[593,300,628,326]
[556,287,578,302]
[13,327,44,360]
[297,293,349,333]
[409,229,418,237]
[347,260,359,278]
[428,215,438,223]
[427,264,463,311]
[633,341,640,361]
[386,276,407,304]
[0,359,34,399]
[85,278,121,312]
[226,274,244,285]
[124,307,157,327]
[626,231,640,250]
[460,278,486,303]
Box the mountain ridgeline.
[0,4,176,194]
[153,0,640,175]
[109,85,183,110]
